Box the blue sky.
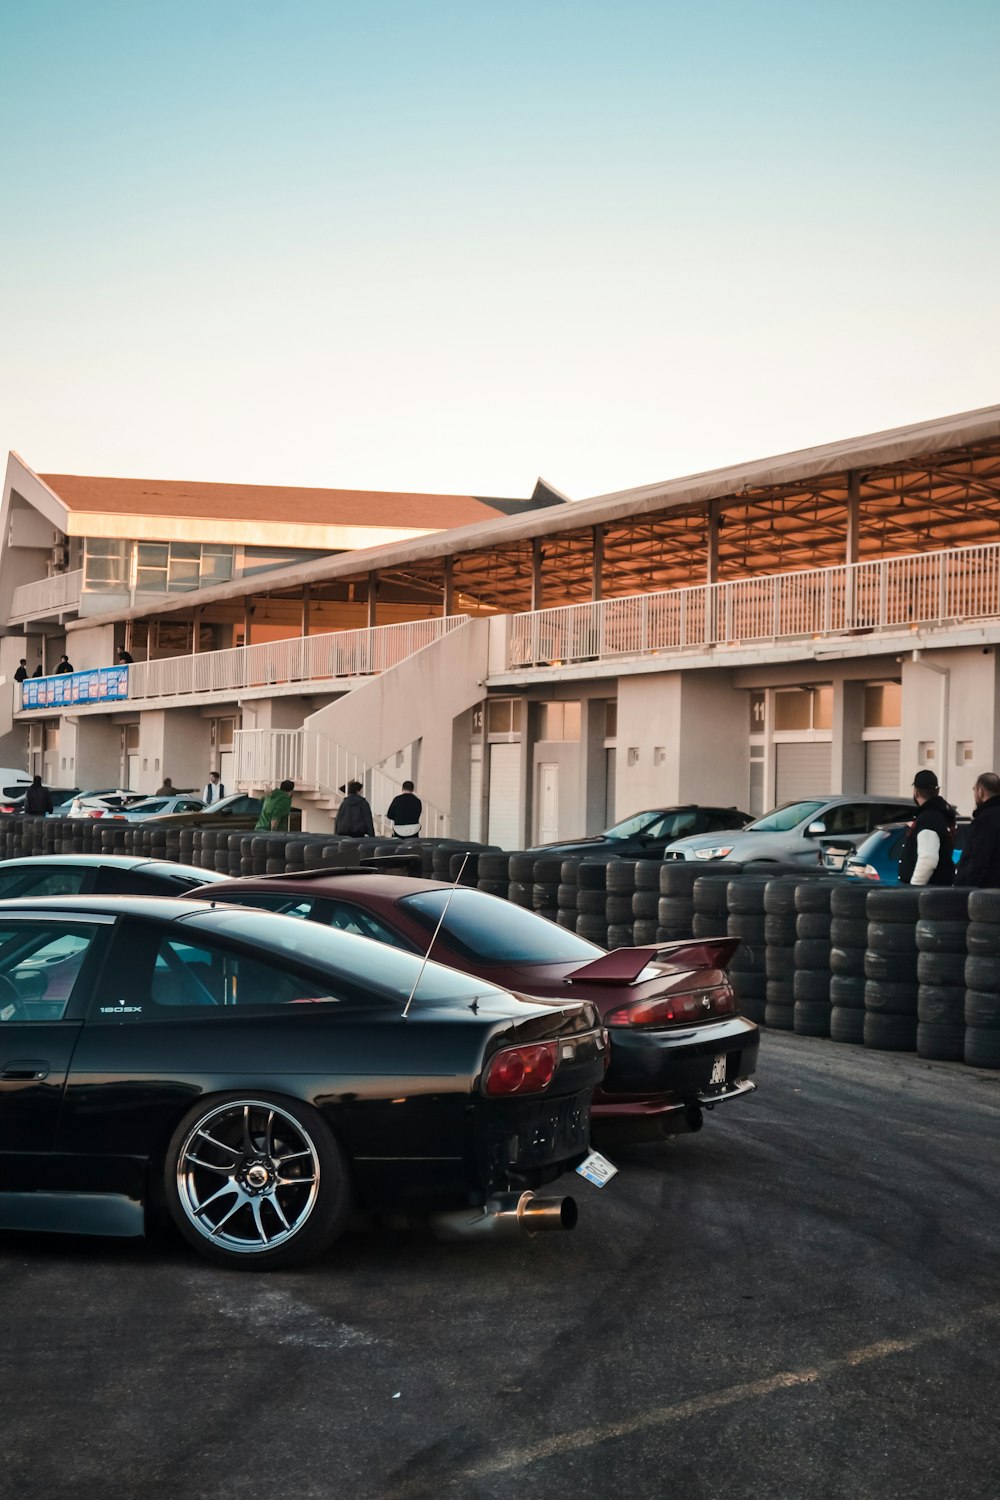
[1,0,997,499]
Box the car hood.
[664,829,759,854]
[525,835,614,856]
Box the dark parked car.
[192,870,759,1146]
[143,792,301,832]
[525,805,753,861]
[0,855,229,899]
[0,895,606,1267]
[0,785,79,815]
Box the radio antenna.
[401,853,469,1020]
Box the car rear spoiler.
[565,937,741,984]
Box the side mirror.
[219,806,231,816]
[806,821,827,836]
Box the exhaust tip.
[518,1194,578,1233]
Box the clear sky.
[1,0,997,501]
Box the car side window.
[0,867,88,899]
[216,893,317,920]
[702,809,740,832]
[323,900,416,950]
[821,803,870,836]
[870,803,909,830]
[0,922,104,1022]
[91,921,341,1019]
[177,801,203,812]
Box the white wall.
[615,669,747,817]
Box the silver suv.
[663,795,913,865]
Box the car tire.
[556,883,579,909]
[968,890,1000,924]
[766,978,795,1006]
[764,915,798,944]
[864,948,919,983]
[763,881,798,916]
[830,884,872,918]
[633,919,658,945]
[794,882,836,913]
[164,1092,353,1271]
[635,863,661,891]
[916,951,967,987]
[577,888,608,916]
[864,979,918,1015]
[693,876,731,914]
[966,921,1000,956]
[660,865,702,896]
[914,919,969,953]
[964,989,1000,1028]
[796,912,832,939]
[576,915,608,943]
[766,947,795,979]
[863,1012,917,1051]
[794,970,830,1003]
[764,1000,795,1029]
[915,1022,966,1061]
[829,917,869,948]
[728,914,767,942]
[725,877,770,914]
[607,923,635,950]
[632,889,659,921]
[532,857,564,883]
[917,985,966,1025]
[830,974,866,1008]
[866,889,921,921]
[606,863,639,894]
[918,888,971,920]
[477,879,509,898]
[830,944,867,977]
[692,913,727,939]
[578,861,610,891]
[963,955,1000,992]
[867,921,919,952]
[794,999,831,1036]
[794,938,832,969]
[606,895,634,925]
[830,1005,866,1044]
[658,896,695,925]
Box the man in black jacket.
[24,775,53,816]
[955,772,1000,888]
[899,770,956,886]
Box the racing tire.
[507,882,534,908]
[632,889,659,920]
[918,887,972,920]
[916,1022,966,1061]
[917,985,966,1025]
[532,857,564,884]
[738,996,767,1024]
[658,896,695,925]
[766,978,795,1006]
[476,853,511,881]
[830,974,866,1008]
[633,919,658,945]
[764,915,798,944]
[732,970,767,999]
[863,1012,917,1052]
[575,915,608,944]
[725,877,770,914]
[728,914,767,942]
[968,890,1000,924]
[556,883,579,909]
[692,913,728,939]
[830,884,871,918]
[964,1026,1000,1068]
[532,883,559,911]
[606,895,635,925]
[477,880,509,899]
[577,889,608,916]
[966,921,1000,956]
[607,923,635,950]
[794,882,836,913]
[916,951,967,987]
[964,955,1000,992]
[865,888,921,921]
[864,979,918,1015]
[867,921,919,953]
[793,970,831,1003]
[864,949,919,982]
[692,877,731,914]
[560,861,582,885]
[577,861,609,891]
[164,1092,353,1271]
[830,917,869,948]
[765,947,796,979]
[763,881,799,916]
[830,1005,866,1044]
[964,989,1000,1028]
[605,863,638,894]
[556,911,577,930]
[764,1000,795,1030]
[507,854,535,882]
[914,919,969,953]
[660,865,703,896]
[635,863,661,890]
[794,938,832,970]
[793,999,832,1036]
[796,912,832,939]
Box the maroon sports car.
[193,869,758,1145]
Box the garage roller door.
[865,740,901,796]
[776,742,832,803]
[487,742,521,849]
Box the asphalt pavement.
[2,1033,999,1500]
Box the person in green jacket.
[255,779,295,831]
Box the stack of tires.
[964,890,1000,1068]
[657,863,702,942]
[506,853,535,909]
[555,860,580,930]
[476,850,512,899]
[576,861,610,947]
[530,856,564,924]
[631,863,661,946]
[726,874,769,1023]
[606,862,640,949]
[794,880,837,1037]
[828,883,870,1043]
[864,887,920,1051]
[764,878,799,1029]
[692,874,733,939]
[915,887,970,1061]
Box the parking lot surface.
[3,1033,999,1500]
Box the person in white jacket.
[202,771,225,804]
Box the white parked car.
[118,795,206,821]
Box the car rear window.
[398,889,604,964]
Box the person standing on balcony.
[13,660,28,683]
[117,648,134,665]
[955,773,1000,888]
[256,779,296,832]
[899,770,956,887]
[202,771,225,803]
[386,781,422,837]
[54,655,73,674]
[31,665,43,677]
[335,781,375,837]
[24,775,53,816]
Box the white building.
[4,404,1000,841]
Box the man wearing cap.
[955,772,1000,888]
[899,770,956,886]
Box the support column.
[531,539,543,612]
[243,599,253,649]
[706,500,721,641]
[591,526,604,602]
[443,557,455,617]
[367,572,378,629]
[845,470,860,627]
[301,587,311,638]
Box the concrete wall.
[302,620,489,820]
[900,646,999,815]
[614,669,747,818]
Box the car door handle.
[0,1060,50,1080]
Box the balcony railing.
[9,570,83,621]
[507,542,1000,668]
[234,728,450,837]
[125,616,468,700]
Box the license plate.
[709,1054,727,1086]
[575,1150,618,1188]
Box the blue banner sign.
[19,666,130,710]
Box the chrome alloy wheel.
[175,1098,321,1255]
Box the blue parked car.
[824,819,970,883]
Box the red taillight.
[484,1041,558,1096]
[606,986,735,1027]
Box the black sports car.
[524,805,753,860]
[0,896,607,1268]
[0,854,229,899]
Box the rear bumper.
[596,1014,759,1115]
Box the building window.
[864,682,902,729]
[774,686,832,731]
[538,702,581,741]
[133,542,236,595]
[84,538,128,592]
[487,699,522,735]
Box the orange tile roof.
[39,473,524,530]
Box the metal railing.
[234,728,450,837]
[507,542,1000,668]
[10,570,83,621]
[124,616,469,700]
